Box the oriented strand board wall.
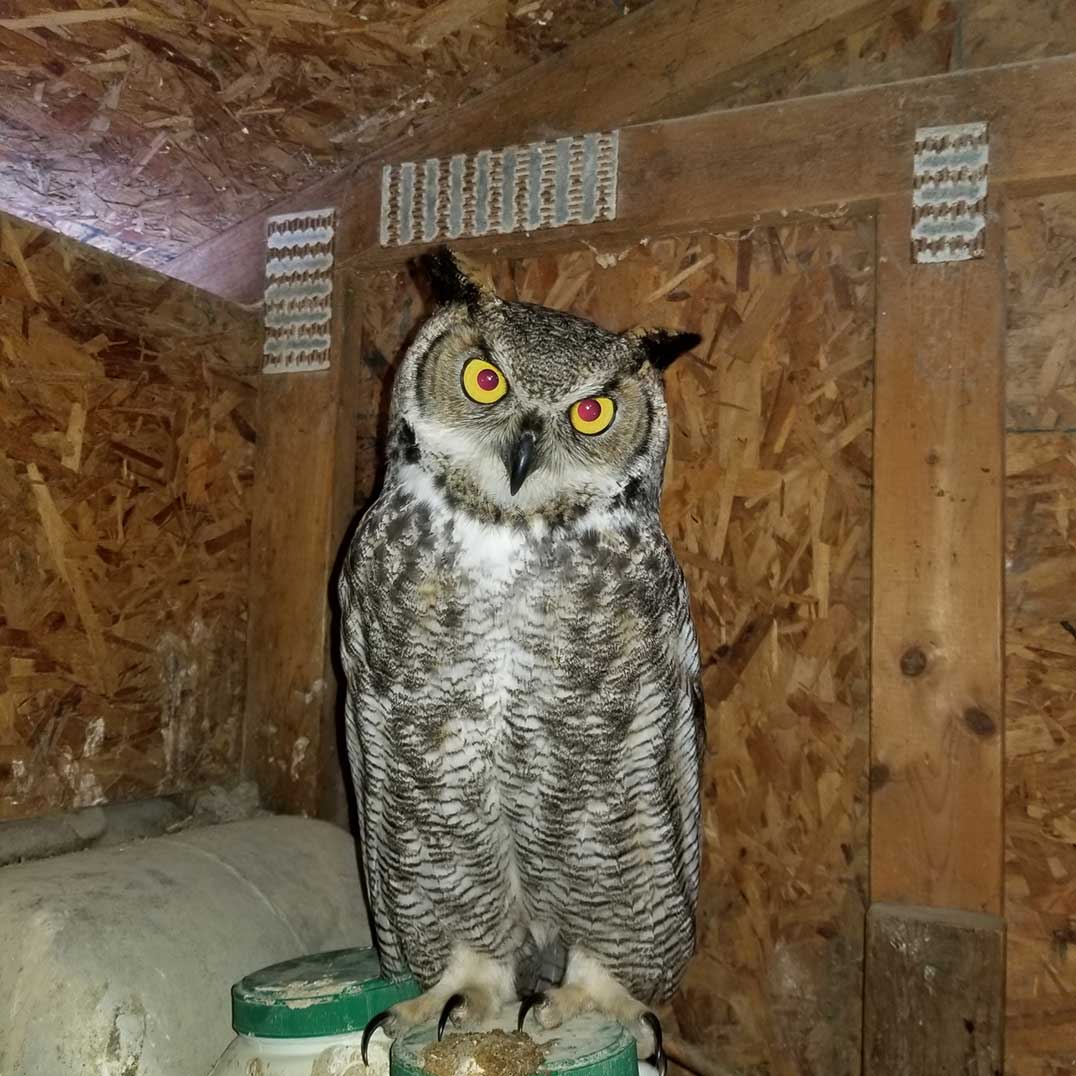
[1005,193,1076,1076]
[353,219,875,1074]
[0,214,259,820]
[0,0,643,264]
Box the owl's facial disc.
[400,298,689,516]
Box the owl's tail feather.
[513,928,568,996]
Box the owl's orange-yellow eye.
[569,396,616,435]
[461,357,508,404]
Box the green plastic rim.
[232,947,421,1039]
[391,1011,638,1076]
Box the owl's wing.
[668,556,705,904]
[616,537,704,995]
[337,493,416,978]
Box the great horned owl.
[338,250,703,1068]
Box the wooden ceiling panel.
[0,0,639,265]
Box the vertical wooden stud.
[864,903,1004,1075]
[243,265,359,821]
[871,195,1005,912]
[866,191,1005,1072]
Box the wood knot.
[964,707,997,737]
[900,646,928,677]
[926,449,940,465]
[869,763,891,789]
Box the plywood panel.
[0,0,634,265]
[1006,429,1076,1076]
[1004,193,1076,1076]
[0,214,259,820]
[1007,193,1076,432]
[354,219,874,1073]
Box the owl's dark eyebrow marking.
[398,420,421,464]
[631,394,655,465]
[414,328,449,408]
[617,477,643,509]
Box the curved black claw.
[642,1012,666,1076]
[438,993,466,1041]
[516,992,546,1032]
[361,1010,392,1066]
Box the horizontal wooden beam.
[352,53,1076,269]
[163,0,915,303]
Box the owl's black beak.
[507,430,537,496]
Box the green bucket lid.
[391,1009,638,1076]
[232,947,421,1039]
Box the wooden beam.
[172,53,1076,299]
[864,903,1004,1076]
[869,197,1005,914]
[243,268,360,820]
[352,54,1076,269]
[164,0,914,302]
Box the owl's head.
[388,249,699,525]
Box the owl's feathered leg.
[517,949,666,1073]
[361,943,517,1061]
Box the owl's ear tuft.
[630,328,702,371]
[419,247,491,309]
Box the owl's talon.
[361,1010,392,1066]
[516,992,546,1032]
[641,1012,666,1076]
[438,993,466,1040]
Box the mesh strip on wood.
[263,208,335,373]
[379,131,619,247]
[912,122,989,264]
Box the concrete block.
[0,816,372,1076]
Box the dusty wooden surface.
[0,213,259,820]
[1004,193,1076,1076]
[354,220,874,1075]
[245,270,359,819]
[870,200,1005,914]
[863,903,1005,1076]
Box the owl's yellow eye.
[461,357,508,405]
[569,396,616,435]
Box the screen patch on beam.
[912,122,988,264]
[379,131,619,247]
[263,208,335,374]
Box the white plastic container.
[209,948,419,1076]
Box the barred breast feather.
[338,460,702,1002]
